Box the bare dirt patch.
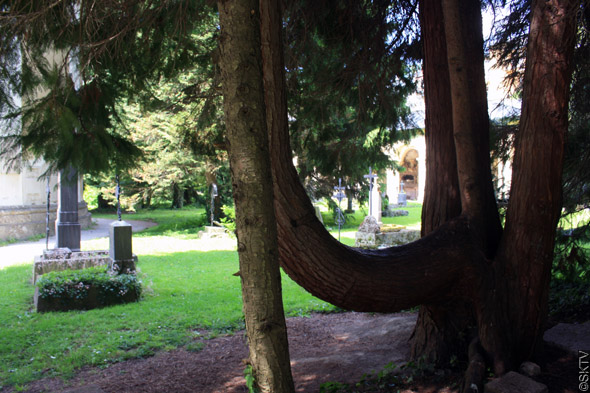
[10,313,416,393]
[4,312,578,393]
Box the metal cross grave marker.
[334,178,346,241]
[45,178,51,250]
[116,174,122,221]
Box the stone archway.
[400,148,419,200]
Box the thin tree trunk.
[419,0,461,238]
[217,1,295,391]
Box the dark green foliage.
[0,0,213,176]
[2,64,142,175]
[284,0,421,199]
[36,266,141,311]
[490,1,590,273]
[549,278,590,322]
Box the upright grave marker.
[210,183,218,226]
[364,167,378,217]
[56,166,81,251]
[334,178,346,241]
[398,180,407,207]
[109,175,134,273]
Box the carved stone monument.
[56,166,81,251]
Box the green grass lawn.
[92,206,209,238]
[0,207,337,390]
[0,204,421,389]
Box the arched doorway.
[400,148,419,200]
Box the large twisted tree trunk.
[478,0,579,374]
[264,0,483,314]
[254,0,578,387]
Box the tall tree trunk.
[479,0,579,374]
[441,0,502,254]
[410,0,476,367]
[217,1,295,391]
[171,182,183,209]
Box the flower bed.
[34,266,141,312]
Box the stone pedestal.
[109,221,135,273]
[56,167,81,251]
[370,184,382,223]
[397,192,407,207]
[203,226,227,238]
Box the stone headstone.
[355,216,380,248]
[397,192,407,207]
[314,205,324,224]
[109,221,135,273]
[358,216,381,233]
[203,225,227,238]
[484,371,547,393]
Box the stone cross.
[363,167,378,217]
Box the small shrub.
[220,205,236,234]
[243,365,259,393]
[36,266,142,311]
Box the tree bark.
[410,0,470,367]
[441,0,502,255]
[217,1,295,391]
[259,0,578,381]
[264,0,483,317]
[479,0,579,373]
[419,0,461,238]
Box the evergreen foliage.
[284,0,422,199]
[0,0,212,175]
[489,0,590,268]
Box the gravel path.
[0,218,156,269]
